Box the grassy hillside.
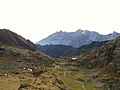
[0,45,66,90]
[0,29,65,90]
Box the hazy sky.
[0,0,120,43]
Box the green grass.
[62,77,82,90]
[52,60,106,90]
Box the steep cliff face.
[37,30,120,48]
[0,29,37,51]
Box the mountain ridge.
[37,30,120,48]
[0,29,38,51]
[36,41,108,58]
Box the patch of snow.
[72,58,77,60]
[82,30,86,34]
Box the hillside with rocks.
[72,36,120,90]
[0,29,65,90]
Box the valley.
[51,59,106,90]
[0,29,119,90]
[0,0,120,89]
[0,58,107,90]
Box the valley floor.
[0,59,109,90]
[51,59,106,90]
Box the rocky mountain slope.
[0,29,37,51]
[72,36,120,90]
[0,29,66,90]
[37,30,120,48]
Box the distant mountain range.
[37,29,120,48]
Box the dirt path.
[62,64,86,90]
[53,60,106,90]
[77,80,86,90]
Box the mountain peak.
[76,29,87,33]
[0,29,37,51]
[113,31,119,34]
[37,29,120,48]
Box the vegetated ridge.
[36,41,108,58]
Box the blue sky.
[0,0,120,43]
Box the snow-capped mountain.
[37,29,120,48]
